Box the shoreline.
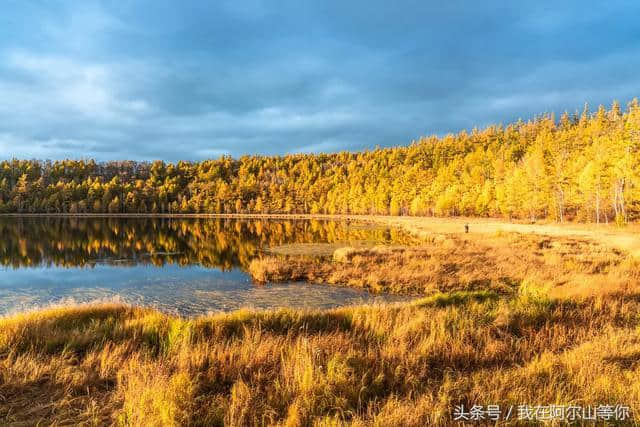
[2,211,635,227]
[3,212,639,255]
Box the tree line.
[1,99,639,223]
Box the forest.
[1,100,639,223]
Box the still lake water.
[0,217,410,316]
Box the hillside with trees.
[1,100,639,223]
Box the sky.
[1,1,639,161]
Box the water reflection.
[0,217,410,315]
[0,217,408,269]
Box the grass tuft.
[1,291,640,425]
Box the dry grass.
[249,232,637,297]
[2,289,640,425]
[367,215,640,260]
[3,216,640,425]
[266,242,381,257]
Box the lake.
[0,217,410,316]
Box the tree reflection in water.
[0,217,409,271]
[0,217,412,316]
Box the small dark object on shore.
[465,224,469,233]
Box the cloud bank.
[1,0,639,161]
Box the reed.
[251,231,635,298]
[2,288,640,425]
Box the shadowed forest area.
[1,100,639,223]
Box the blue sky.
[1,1,639,161]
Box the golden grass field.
[2,215,640,426]
[251,222,638,299]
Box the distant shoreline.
[0,212,636,227]
[0,212,603,223]
[0,212,384,222]
[2,212,638,256]
[0,211,636,230]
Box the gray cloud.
[0,0,639,161]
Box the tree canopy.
[1,100,639,223]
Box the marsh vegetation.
[2,289,640,425]
[251,229,636,298]
[2,214,640,425]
